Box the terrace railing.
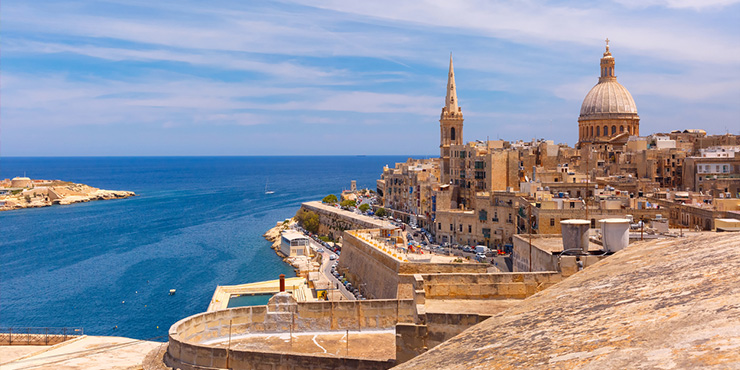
[0,327,83,345]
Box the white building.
[280,231,310,257]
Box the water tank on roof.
[600,218,630,253]
[560,219,591,254]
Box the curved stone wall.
[165,294,416,370]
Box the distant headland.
[0,177,136,211]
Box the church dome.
[579,80,638,118]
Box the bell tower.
[440,53,464,185]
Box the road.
[307,237,355,300]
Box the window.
[479,210,487,221]
[450,127,456,141]
[591,218,596,228]
[459,224,463,232]
[603,125,608,136]
[438,223,442,230]
[570,202,575,208]
[620,125,624,132]
[596,126,600,136]
[612,125,617,135]
[468,225,472,233]
[450,224,453,231]
[550,218,555,226]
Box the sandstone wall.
[415,272,562,300]
[166,298,416,370]
[338,231,403,299]
[302,201,392,240]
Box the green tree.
[322,194,338,204]
[340,199,356,209]
[375,207,387,217]
[358,203,370,213]
[295,208,320,234]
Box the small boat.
[169,289,176,295]
[265,179,275,195]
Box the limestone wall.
[302,201,393,240]
[339,231,403,299]
[415,272,562,300]
[166,297,416,370]
[424,313,491,350]
[339,231,488,300]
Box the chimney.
[279,274,285,292]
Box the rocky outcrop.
[0,180,136,211]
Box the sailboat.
[265,179,275,195]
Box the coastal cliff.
[0,179,136,211]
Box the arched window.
[612,125,616,135]
[590,126,593,137]
[451,127,456,141]
[603,125,608,136]
[620,125,624,132]
[596,126,600,136]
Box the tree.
[358,203,370,213]
[322,194,338,204]
[340,199,356,209]
[295,208,320,234]
[375,207,387,217]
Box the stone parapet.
[165,299,416,370]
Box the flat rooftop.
[396,233,740,369]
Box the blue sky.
[2,0,739,156]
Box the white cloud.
[612,0,740,10]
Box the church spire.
[445,53,459,114]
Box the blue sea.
[0,156,411,341]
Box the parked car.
[317,248,325,253]
[330,255,337,260]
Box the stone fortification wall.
[165,295,416,370]
[338,231,403,299]
[301,201,393,240]
[414,272,562,300]
[395,313,493,364]
[339,231,488,300]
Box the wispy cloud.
[2,0,738,155]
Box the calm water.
[0,156,410,340]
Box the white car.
[329,255,338,260]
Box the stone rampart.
[301,201,393,240]
[339,231,488,300]
[165,295,416,370]
[414,272,562,300]
[338,230,403,299]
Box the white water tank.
[560,219,591,254]
[600,218,630,252]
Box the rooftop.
[395,233,740,369]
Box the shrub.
[358,203,370,213]
[375,207,387,217]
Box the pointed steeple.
[445,53,459,114]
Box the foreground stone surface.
[0,335,160,370]
[395,233,740,369]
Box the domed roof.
[579,41,639,120]
[579,80,638,117]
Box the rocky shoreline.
[263,218,309,273]
[0,179,136,211]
